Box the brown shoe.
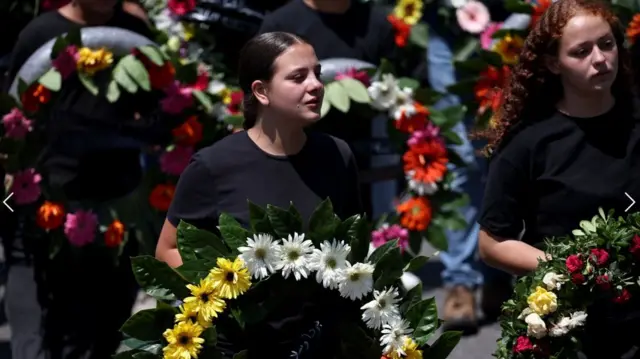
[442,285,478,334]
[481,279,513,322]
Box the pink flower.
[2,108,33,139]
[52,45,79,79]
[10,168,42,205]
[161,82,194,114]
[480,22,502,50]
[64,210,98,247]
[407,122,442,146]
[371,224,410,253]
[456,0,491,34]
[335,67,371,86]
[160,145,194,176]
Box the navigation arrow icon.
[625,192,636,212]
[3,192,13,213]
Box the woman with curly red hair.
[477,0,640,356]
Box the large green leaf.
[426,224,448,251]
[114,63,139,93]
[131,255,190,300]
[247,201,273,233]
[326,81,350,112]
[176,259,215,282]
[405,297,439,346]
[404,255,430,272]
[320,96,331,118]
[38,69,61,91]
[120,307,175,341]
[78,72,99,95]
[177,220,229,263]
[106,80,121,103]
[308,199,340,245]
[409,22,429,49]
[373,244,404,289]
[121,55,151,91]
[339,78,370,104]
[347,215,370,263]
[202,326,217,346]
[266,204,302,238]
[193,89,213,113]
[218,213,250,254]
[367,239,398,264]
[504,0,534,14]
[137,45,165,66]
[399,282,423,315]
[424,331,463,359]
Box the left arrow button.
[3,192,13,212]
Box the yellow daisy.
[492,35,524,65]
[162,321,205,359]
[388,337,423,359]
[175,301,211,328]
[208,257,252,299]
[393,0,423,26]
[183,278,226,322]
[76,47,113,76]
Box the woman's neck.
[247,119,307,156]
[59,2,115,25]
[557,90,615,118]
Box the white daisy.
[380,318,413,356]
[361,287,401,329]
[367,74,400,111]
[275,233,314,280]
[337,262,375,300]
[308,239,351,289]
[237,233,280,280]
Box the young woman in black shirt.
[156,32,363,357]
[477,0,640,357]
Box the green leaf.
[218,213,250,254]
[442,211,468,231]
[424,331,463,359]
[120,307,175,341]
[404,255,430,272]
[426,224,448,251]
[347,215,370,263]
[107,80,121,103]
[38,68,62,91]
[373,244,404,289]
[453,38,479,62]
[397,77,420,90]
[308,199,340,245]
[202,326,217,346]
[442,130,463,145]
[177,220,229,263]
[440,193,470,212]
[335,215,358,240]
[406,297,439,346]
[114,64,139,94]
[326,81,350,112]
[367,239,398,264]
[288,203,304,231]
[131,255,190,300]
[50,36,68,60]
[233,350,248,359]
[247,200,273,233]
[176,259,215,283]
[121,55,151,91]
[478,50,504,67]
[409,22,429,49]
[78,72,99,95]
[338,78,370,104]
[504,0,534,14]
[320,96,331,118]
[137,45,165,66]
[400,282,423,315]
[64,28,83,47]
[266,204,303,238]
[193,89,213,113]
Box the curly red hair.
[476,0,634,156]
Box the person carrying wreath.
[477,0,640,357]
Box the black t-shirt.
[478,107,640,245]
[167,130,363,230]
[7,9,175,201]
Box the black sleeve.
[258,14,280,34]
[345,151,364,218]
[167,152,219,231]
[5,25,46,91]
[477,155,529,238]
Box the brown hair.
[476,0,634,156]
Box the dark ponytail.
[238,32,306,129]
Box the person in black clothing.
[156,32,363,358]
[477,0,640,357]
[3,1,182,359]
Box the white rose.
[542,272,566,291]
[525,313,547,339]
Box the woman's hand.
[478,228,549,276]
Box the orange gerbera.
[474,65,510,116]
[530,0,551,28]
[105,220,125,247]
[627,14,640,44]
[387,14,411,48]
[172,116,203,146]
[395,103,429,133]
[21,84,51,113]
[403,139,448,185]
[150,184,175,212]
[36,201,65,230]
[396,197,432,232]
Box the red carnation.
[613,288,632,304]
[168,0,196,16]
[513,336,534,353]
[566,254,584,273]
[630,234,640,260]
[596,274,611,290]
[571,272,586,285]
[590,248,609,266]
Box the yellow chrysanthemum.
[162,321,205,359]
[393,0,423,26]
[76,47,113,75]
[208,257,252,299]
[183,22,196,42]
[219,88,233,105]
[527,286,558,316]
[388,337,423,359]
[183,278,226,322]
[175,301,211,328]
[492,35,524,65]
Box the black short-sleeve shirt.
[167,130,363,230]
[479,107,640,245]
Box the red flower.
[596,274,611,290]
[513,336,534,353]
[571,272,586,285]
[387,15,411,47]
[590,248,609,266]
[168,0,196,16]
[613,288,632,304]
[566,254,584,273]
[630,234,640,260]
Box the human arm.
[156,152,219,267]
[478,229,548,276]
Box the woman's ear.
[251,80,269,106]
[545,55,560,75]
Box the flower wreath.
[496,208,640,358]
[0,28,213,260]
[117,200,462,359]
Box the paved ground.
[0,244,502,358]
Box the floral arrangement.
[495,208,640,358]
[117,200,462,359]
[0,29,215,259]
